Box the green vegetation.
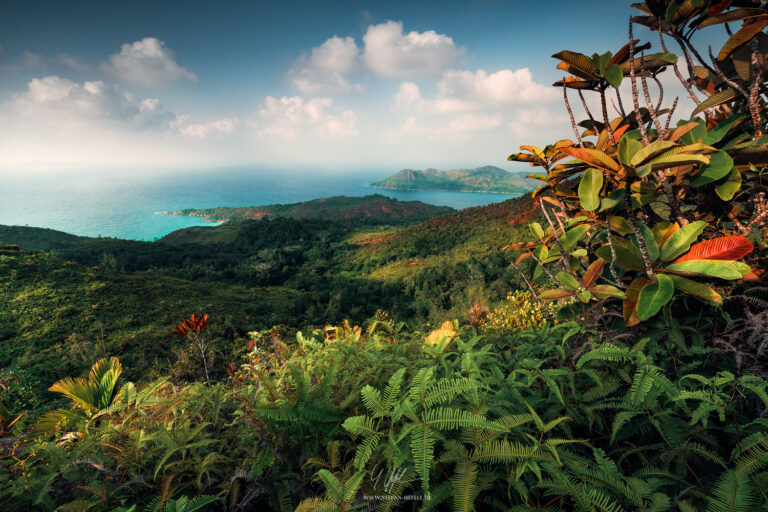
[168,194,454,224]
[371,165,537,193]
[3,1,768,510]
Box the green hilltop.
[166,194,454,224]
[370,165,537,193]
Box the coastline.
[368,185,525,195]
[157,211,226,224]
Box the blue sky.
[0,1,714,173]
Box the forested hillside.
[168,194,454,224]
[3,1,768,511]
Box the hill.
[0,194,537,407]
[370,165,537,193]
[165,194,454,224]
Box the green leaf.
[668,275,722,304]
[631,222,659,261]
[715,167,742,200]
[665,1,679,22]
[529,222,545,240]
[589,285,627,300]
[666,259,751,280]
[605,63,623,88]
[703,113,747,144]
[618,136,642,166]
[600,189,626,212]
[578,168,603,211]
[692,88,741,117]
[560,224,590,253]
[596,242,644,271]
[690,151,734,186]
[608,215,633,235]
[556,271,581,290]
[680,119,707,144]
[636,274,675,321]
[660,220,707,262]
[630,140,677,166]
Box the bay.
[0,168,520,240]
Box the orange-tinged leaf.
[505,241,539,251]
[665,122,700,142]
[653,222,680,248]
[623,277,651,327]
[672,236,754,263]
[742,268,762,282]
[540,196,562,207]
[539,289,577,300]
[560,147,621,172]
[613,124,629,141]
[608,40,640,65]
[515,252,531,266]
[582,259,606,288]
[717,16,768,61]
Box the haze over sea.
[0,169,519,241]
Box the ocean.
[0,168,520,241]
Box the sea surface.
[0,168,520,241]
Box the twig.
[600,88,617,146]
[652,76,664,113]
[514,265,556,320]
[656,169,689,226]
[604,216,624,287]
[540,199,577,273]
[529,251,565,288]
[563,81,584,147]
[624,181,655,278]
[611,97,623,117]
[708,46,749,99]
[659,26,702,106]
[664,96,678,133]
[578,89,598,131]
[615,88,627,117]
[629,20,650,145]
[750,37,764,137]
[641,52,663,133]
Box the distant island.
[370,165,537,194]
[162,194,454,225]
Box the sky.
[0,1,720,174]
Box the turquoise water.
[0,169,520,240]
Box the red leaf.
[672,236,754,264]
[709,0,732,16]
[582,259,606,289]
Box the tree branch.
[563,81,584,147]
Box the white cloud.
[9,75,175,128]
[57,54,90,71]
[449,113,502,132]
[257,96,358,138]
[507,107,568,138]
[394,68,556,116]
[433,68,558,113]
[363,21,464,78]
[103,37,196,87]
[290,36,361,93]
[176,117,239,138]
[394,81,423,111]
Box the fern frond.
[706,469,756,512]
